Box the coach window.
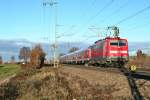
[94,45,97,49]
[92,46,94,49]
[93,45,95,49]
[96,45,98,49]
[99,43,102,48]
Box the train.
[60,37,129,67]
[60,27,129,67]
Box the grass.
[0,64,21,79]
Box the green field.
[0,64,21,79]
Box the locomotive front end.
[106,38,129,65]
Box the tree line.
[0,55,16,64]
[0,44,80,68]
[19,44,45,69]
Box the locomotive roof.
[94,37,127,44]
[92,37,127,46]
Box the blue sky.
[0,0,150,44]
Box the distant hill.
[128,42,150,51]
[0,39,150,62]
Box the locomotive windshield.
[110,40,126,46]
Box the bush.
[0,82,19,100]
[30,44,45,69]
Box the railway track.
[119,67,143,100]
[62,64,150,100]
[131,71,150,80]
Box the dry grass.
[0,67,124,100]
[135,79,150,100]
[61,66,132,98]
[0,67,41,99]
[127,56,150,70]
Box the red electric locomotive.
[89,37,128,66]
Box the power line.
[58,0,114,42]
[59,25,76,36]
[63,0,97,38]
[116,5,150,25]
[79,25,109,43]
[87,0,114,23]
[72,0,114,38]
[80,0,97,18]
[96,0,130,24]
[80,26,107,43]
[127,21,150,32]
[111,0,129,15]
[42,0,47,40]
[123,13,150,31]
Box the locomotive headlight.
[110,53,114,57]
[121,51,127,53]
[110,51,118,53]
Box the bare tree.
[10,56,15,64]
[19,47,31,63]
[69,47,79,53]
[59,53,65,57]
[137,49,146,59]
[0,56,3,64]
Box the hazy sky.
[0,0,150,43]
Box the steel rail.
[119,67,143,100]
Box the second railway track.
[62,64,123,75]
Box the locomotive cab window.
[110,42,118,46]
[110,40,126,46]
[119,41,126,46]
